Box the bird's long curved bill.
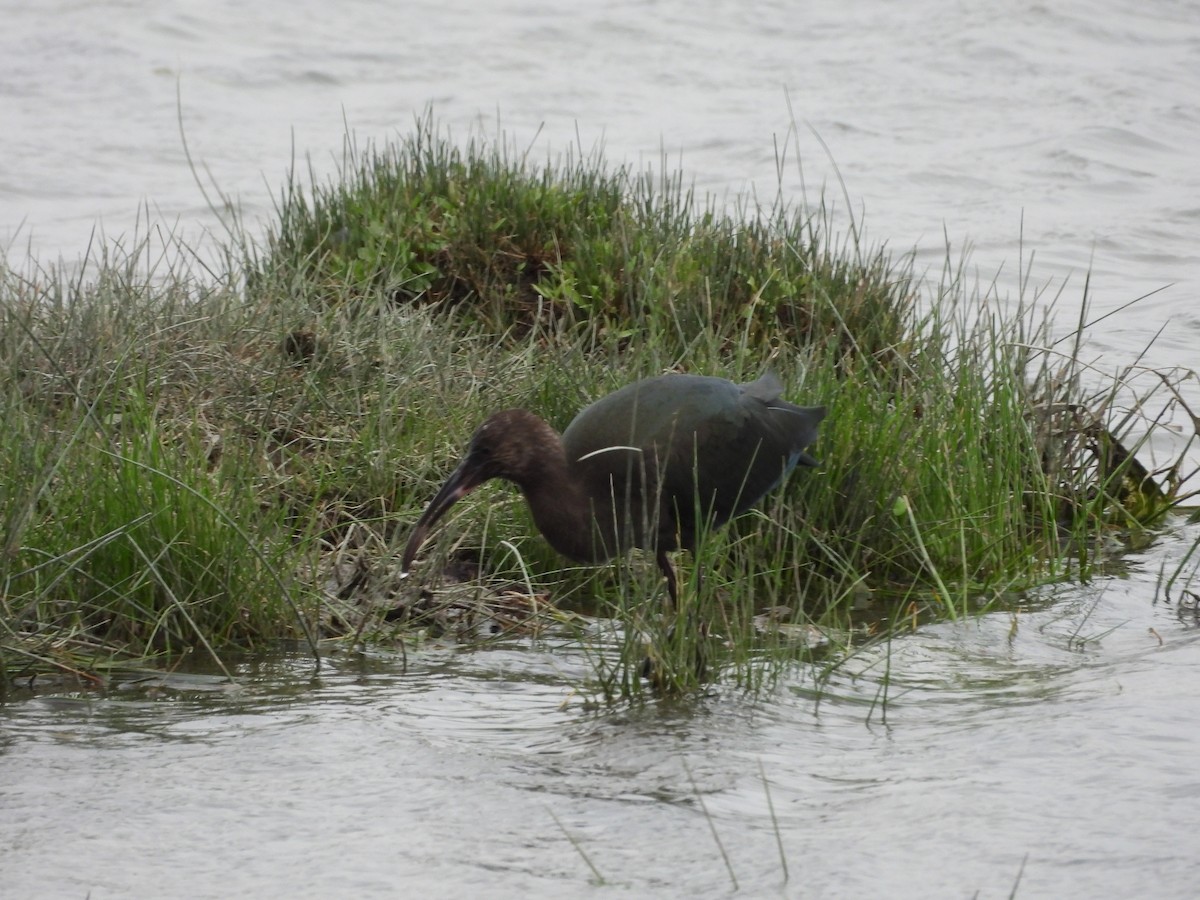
[401,461,483,573]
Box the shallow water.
[5,529,1200,898]
[4,1,1200,897]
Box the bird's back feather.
[562,373,825,556]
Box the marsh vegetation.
[2,114,1195,699]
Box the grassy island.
[2,114,1193,698]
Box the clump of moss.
[254,110,907,368]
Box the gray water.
[3,1,1200,897]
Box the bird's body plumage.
[402,372,825,604]
[559,372,822,560]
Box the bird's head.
[463,409,557,484]
[401,409,559,572]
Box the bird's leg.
[645,549,711,686]
[655,548,679,614]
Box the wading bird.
[402,372,825,606]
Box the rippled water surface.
[5,531,1200,898]
[4,1,1200,897]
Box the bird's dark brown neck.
[519,455,601,564]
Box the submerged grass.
[2,113,1195,699]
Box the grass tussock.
[2,113,1195,699]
